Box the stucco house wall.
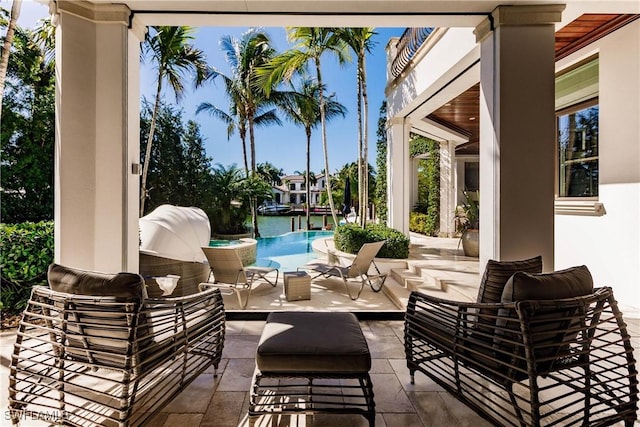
[554,20,640,310]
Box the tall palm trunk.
[248,114,257,173]
[0,0,22,121]
[248,112,260,237]
[361,51,370,224]
[140,78,163,216]
[356,55,364,226]
[239,128,249,176]
[306,128,312,230]
[316,59,339,225]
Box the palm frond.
[254,109,282,127]
[256,50,309,95]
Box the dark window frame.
[556,97,599,200]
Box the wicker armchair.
[405,284,638,426]
[8,264,226,427]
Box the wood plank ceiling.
[425,14,639,155]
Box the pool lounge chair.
[299,240,387,300]
[201,246,279,309]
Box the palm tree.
[337,28,377,226]
[259,27,350,225]
[0,0,22,121]
[256,162,284,186]
[281,80,346,229]
[196,88,250,175]
[206,29,284,237]
[209,164,249,235]
[196,98,281,177]
[211,30,281,172]
[140,26,208,216]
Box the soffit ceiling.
[85,0,619,28]
[429,13,639,155]
[89,0,552,14]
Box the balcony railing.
[390,27,434,78]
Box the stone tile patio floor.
[1,316,638,427]
[1,234,638,426]
[148,318,495,427]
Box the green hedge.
[409,212,438,236]
[334,223,410,259]
[0,221,54,313]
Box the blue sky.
[10,1,404,175]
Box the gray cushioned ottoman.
[249,311,376,426]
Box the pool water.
[253,230,333,272]
[208,239,243,247]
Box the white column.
[410,157,419,212]
[439,141,457,237]
[54,1,142,272]
[476,5,563,271]
[386,117,411,235]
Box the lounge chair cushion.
[256,312,371,373]
[48,263,146,299]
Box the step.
[390,267,443,292]
[391,259,482,303]
[380,275,411,310]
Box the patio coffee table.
[249,311,375,426]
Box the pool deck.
[219,233,480,313]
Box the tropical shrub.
[0,221,54,313]
[374,101,387,221]
[208,165,273,235]
[410,135,440,236]
[334,223,410,259]
[410,212,438,236]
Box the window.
[464,162,479,192]
[555,56,599,199]
[289,183,295,191]
[557,101,599,198]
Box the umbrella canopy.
[342,177,351,217]
[139,205,211,263]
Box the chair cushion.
[495,265,594,375]
[477,256,543,304]
[474,256,542,335]
[47,263,152,361]
[256,312,371,374]
[501,265,593,302]
[48,263,146,299]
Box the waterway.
[249,214,338,237]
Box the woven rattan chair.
[299,240,387,300]
[201,246,279,309]
[8,264,226,427]
[405,277,638,426]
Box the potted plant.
[454,190,479,257]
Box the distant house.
[274,173,329,207]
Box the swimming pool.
[254,230,333,272]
